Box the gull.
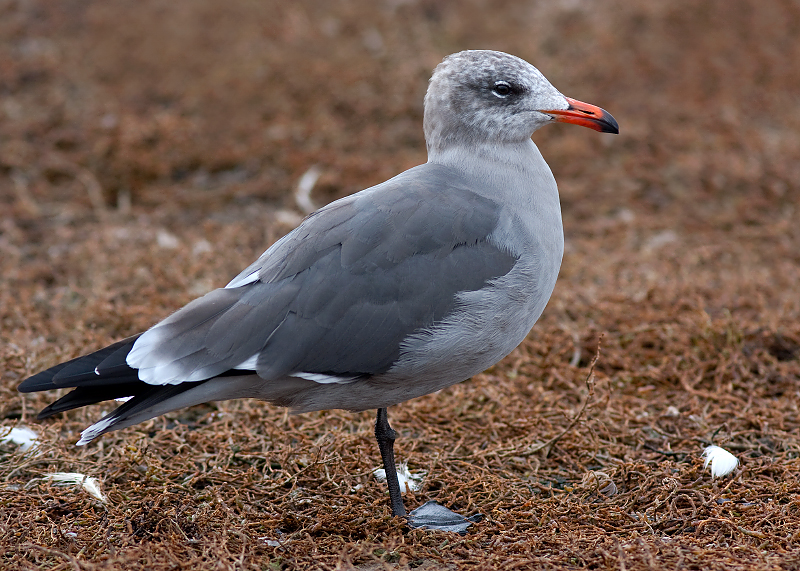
[19,50,618,533]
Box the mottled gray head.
[424,50,618,154]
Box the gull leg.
[374,408,482,534]
[375,407,406,517]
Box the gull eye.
[492,81,512,98]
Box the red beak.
[543,97,619,134]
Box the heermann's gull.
[19,50,618,533]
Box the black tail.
[19,335,147,419]
[18,334,247,443]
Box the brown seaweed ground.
[1,1,799,569]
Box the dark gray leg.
[375,407,407,517]
[373,408,482,534]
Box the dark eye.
[493,81,512,97]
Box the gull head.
[423,50,618,154]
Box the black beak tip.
[600,111,620,134]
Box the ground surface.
[1,0,800,569]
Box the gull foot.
[408,501,483,534]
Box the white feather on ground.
[39,472,108,503]
[0,426,39,452]
[373,463,425,494]
[702,445,739,478]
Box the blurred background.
[2,0,797,218]
[1,1,800,568]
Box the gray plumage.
[19,50,618,464]
[128,165,518,391]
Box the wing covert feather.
[131,163,518,384]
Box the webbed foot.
[408,501,483,534]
